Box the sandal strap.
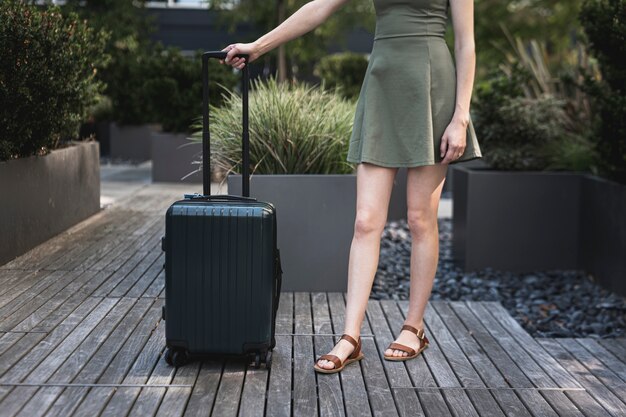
[402,324,425,339]
[340,333,358,348]
[388,342,416,356]
[318,354,342,369]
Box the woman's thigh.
[355,162,399,229]
[406,164,448,219]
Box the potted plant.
[189,76,409,292]
[0,2,106,265]
[452,5,626,296]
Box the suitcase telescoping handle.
[202,51,251,197]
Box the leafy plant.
[142,46,234,133]
[473,27,601,172]
[0,1,109,161]
[579,0,626,184]
[189,75,356,184]
[314,52,369,100]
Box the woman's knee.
[354,208,386,237]
[406,207,436,236]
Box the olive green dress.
[347,0,483,167]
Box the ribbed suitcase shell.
[162,198,280,357]
[161,50,282,367]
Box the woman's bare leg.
[316,161,398,369]
[384,163,448,357]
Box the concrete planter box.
[228,169,409,292]
[452,165,626,296]
[579,175,626,296]
[109,122,158,162]
[0,141,101,266]
[151,132,202,183]
[452,166,583,271]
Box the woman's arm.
[222,0,351,69]
[439,0,476,163]
[449,0,476,128]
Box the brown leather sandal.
[313,334,364,374]
[383,324,429,361]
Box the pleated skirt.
[347,35,483,167]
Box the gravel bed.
[372,218,626,338]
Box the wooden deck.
[1,183,625,417]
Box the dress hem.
[346,151,483,168]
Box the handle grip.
[204,51,250,60]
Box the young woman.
[219,0,483,374]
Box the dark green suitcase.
[161,51,282,368]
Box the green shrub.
[190,76,356,179]
[314,52,369,100]
[474,39,602,173]
[579,0,626,183]
[0,1,109,161]
[100,43,238,133]
[474,63,577,170]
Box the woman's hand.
[440,116,468,164]
[219,42,261,70]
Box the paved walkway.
[0,162,623,416]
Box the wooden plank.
[0,297,119,412]
[330,293,398,417]
[13,297,133,417]
[125,350,175,417]
[42,209,138,271]
[75,318,166,417]
[116,253,164,299]
[181,360,223,417]
[238,361,268,417]
[427,301,532,417]
[0,296,102,379]
[0,270,85,331]
[43,301,162,417]
[65,215,150,273]
[265,292,293,417]
[322,292,371,417]
[386,299,468,417]
[0,332,27,357]
[12,269,122,333]
[292,292,317,417]
[14,297,146,417]
[570,338,626,385]
[408,301,511,417]
[365,298,424,417]
[311,292,347,417]
[108,250,162,298]
[446,301,559,417]
[596,338,626,369]
[462,301,584,417]
[143,269,165,299]
[0,333,47,377]
[556,338,626,412]
[484,302,583,388]
[537,338,618,417]
[0,269,79,322]
[154,363,200,417]
[210,360,246,417]
[0,270,42,300]
[91,229,163,297]
[88,215,162,273]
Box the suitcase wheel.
[265,350,273,369]
[251,350,273,369]
[165,347,189,367]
